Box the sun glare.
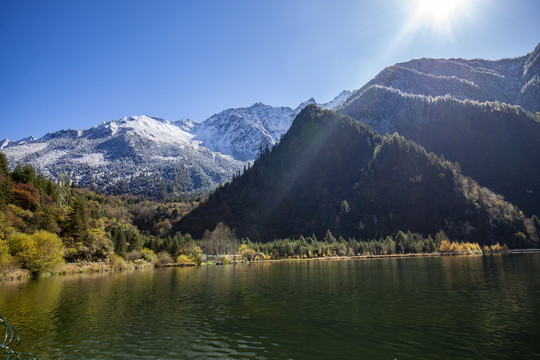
[386,0,474,58]
[409,0,470,37]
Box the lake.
[1,254,539,359]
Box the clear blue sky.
[1,0,539,141]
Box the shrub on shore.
[157,251,173,266]
[8,230,64,275]
[482,243,510,254]
[439,239,482,255]
[176,254,195,266]
[0,239,12,273]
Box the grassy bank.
[1,257,155,281]
[1,243,516,282]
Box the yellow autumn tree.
[9,230,64,275]
[0,238,11,272]
[239,243,257,261]
[439,239,452,253]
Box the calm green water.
[1,254,539,359]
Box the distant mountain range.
[1,115,244,198]
[1,43,539,211]
[1,93,350,198]
[182,90,351,161]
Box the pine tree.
[11,163,36,184]
[434,230,448,249]
[68,197,88,240]
[0,153,10,208]
[339,200,350,215]
[0,152,8,176]
[110,223,127,258]
[324,230,336,244]
[395,231,408,254]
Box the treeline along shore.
[0,153,526,281]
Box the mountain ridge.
[1,93,351,197]
[340,43,540,114]
[190,90,351,161]
[1,115,243,198]
[2,44,539,201]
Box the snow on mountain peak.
[193,102,297,161]
[294,98,317,113]
[1,113,244,197]
[174,118,198,132]
[347,45,540,113]
[191,92,351,161]
[322,90,352,109]
[1,89,353,196]
[88,115,195,145]
[0,139,11,149]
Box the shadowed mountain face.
[338,44,540,216]
[178,105,538,247]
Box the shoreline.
[2,249,534,282]
[0,260,156,282]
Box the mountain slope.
[339,45,540,216]
[1,115,244,198]
[177,105,538,247]
[341,43,540,113]
[192,91,352,161]
[192,103,297,162]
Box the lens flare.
[410,0,470,37]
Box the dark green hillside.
[340,86,540,216]
[178,105,379,241]
[177,105,538,247]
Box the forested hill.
[339,87,540,216]
[177,105,539,246]
[337,44,540,217]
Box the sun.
[413,0,468,22]
[409,0,470,36]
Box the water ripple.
[1,255,539,359]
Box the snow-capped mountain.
[192,103,298,162]
[1,136,38,148]
[321,90,352,110]
[1,115,244,197]
[1,92,351,196]
[192,90,351,161]
[339,43,540,121]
